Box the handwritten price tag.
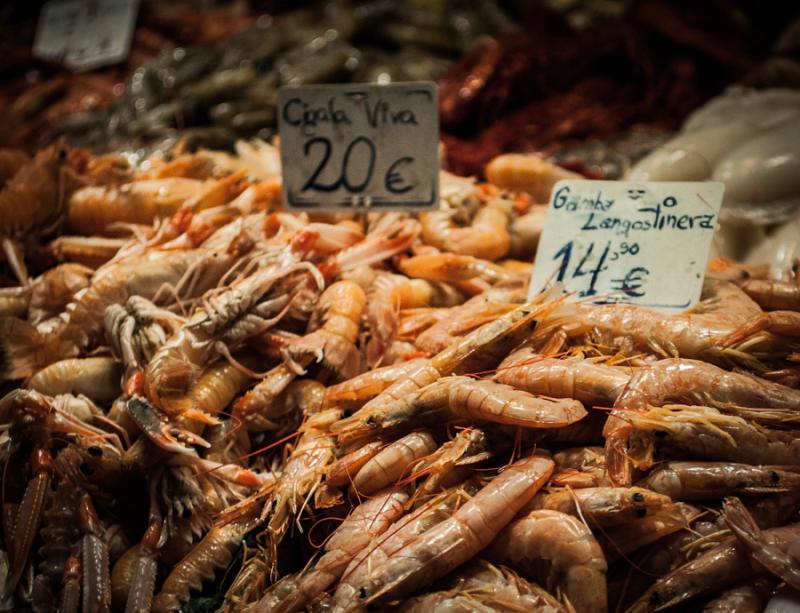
[278,82,439,210]
[528,180,724,311]
[33,0,139,71]
[33,0,82,61]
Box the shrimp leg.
[723,496,800,590]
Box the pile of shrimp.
[0,141,799,613]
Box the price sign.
[33,0,82,61]
[33,0,139,71]
[528,180,724,311]
[278,82,439,210]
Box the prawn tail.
[722,497,760,544]
[0,316,73,380]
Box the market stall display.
[0,140,797,613]
[0,2,799,612]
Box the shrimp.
[487,509,608,613]
[151,500,261,613]
[627,522,800,612]
[616,358,800,409]
[235,281,363,420]
[325,441,384,488]
[341,454,554,608]
[48,235,127,269]
[173,358,254,427]
[413,376,587,429]
[1,247,231,379]
[607,357,800,485]
[252,489,409,613]
[324,358,430,410]
[264,211,364,254]
[739,278,800,311]
[398,306,449,339]
[429,297,548,376]
[509,205,549,259]
[330,360,442,444]
[259,409,341,576]
[401,559,566,612]
[26,357,121,402]
[411,428,491,498]
[415,297,517,354]
[551,447,610,488]
[702,578,774,613]
[317,218,420,282]
[352,431,438,495]
[638,461,800,501]
[627,404,800,467]
[598,503,703,561]
[398,253,512,285]
[485,153,582,203]
[28,263,93,325]
[72,171,247,236]
[496,349,631,407]
[331,486,473,610]
[723,496,800,590]
[0,144,69,284]
[67,178,205,235]
[233,364,298,431]
[332,299,545,443]
[524,487,673,527]
[534,279,783,366]
[104,296,184,379]
[284,280,365,378]
[364,273,457,367]
[724,309,800,346]
[145,258,321,421]
[419,192,512,260]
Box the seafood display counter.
[0,2,799,612]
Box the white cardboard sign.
[278,82,439,211]
[528,180,724,312]
[34,0,139,71]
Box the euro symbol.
[615,266,649,297]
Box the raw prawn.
[487,509,608,613]
[341,454,554,607]
[534,280,781,366]
[739,278,800,311]
[400,560,566,612]
[638,461,800,501]
[399,253,512,285]
[1,247,232,379]
[331,487,473,610]
[26,357,121,402]
[627,522,800,612]
[627,405,800,469]
[351,431,437,495]
[419,185,512,260]
[723,496,800,590]
[364,272,459,367]
[235,281,363,421]
[28,263,94,325]
[412,376,587,429]
[0,144,70,284]
[145,256,321,422]
[524,486,673,526]
[496,349,631,407]
[485,154,582,203]
[252,489,409,613]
